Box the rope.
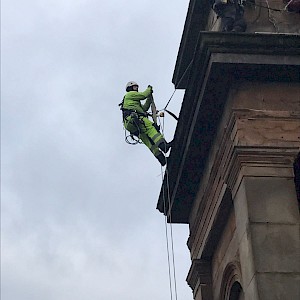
[164,90,177,111]
[159,115,178,300]
[163,59,194,111]
[161,165,174,300]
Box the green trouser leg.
[124,116,165,158]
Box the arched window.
[220,262,244,300]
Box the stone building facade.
[157,1,300,299]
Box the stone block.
[256,273,300,300]
[251,223,300,273]
[232,82,300,111]
[245,177,299,224]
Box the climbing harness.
[121,108,144,145]
[119,96,147,145]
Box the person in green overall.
[121,81,172,166]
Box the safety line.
[159,115,179,300]
[165,170,179,300]
[163,59,194,111]
[161,165,174,300]
[164,89,177,111]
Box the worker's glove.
[148,85,153,93]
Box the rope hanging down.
[159,115,178,300]
[155,63,195,298]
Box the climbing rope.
[153,63,193,300]
[163,59,194,112]
[159,115,179,300]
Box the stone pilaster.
[186,81,299,299]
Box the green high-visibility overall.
[122,87,165,158]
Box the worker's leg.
[124,116,169,165]
[139,132,161,156]
[138,117,169,152]
[141,117,173,153]
[124,116,139,136]
[138,132,166,166]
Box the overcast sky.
[1,1,192,299]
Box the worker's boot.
[156,153,167,166]
[158,139,173,154]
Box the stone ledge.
[157,32,300,223]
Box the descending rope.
[155,55,196,299]
[159,115,178,300]
[161,165,174,300]
[163,59,194,111]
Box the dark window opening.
[229,282,244,300]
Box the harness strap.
[122,108,147,119]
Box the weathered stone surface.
[244,0,300,34]
[251,223,300,272]
[238,231,256,292]
[256,273,300,300]
[233,179,249,242]
[211,213,239,299]
[232,82,300,111]
[245,177,299,224]
[244,276,259,300]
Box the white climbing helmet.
[126,81,139,90]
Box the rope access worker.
[120,81,172,166]
[212,0,247,32]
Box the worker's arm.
[123,86,153,113]
[130,86,152,101]
[141,86,153,112]
[129,86,153,112]
[141,96,151,112]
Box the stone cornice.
[157,32,300,224]
[186,259,212,291]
